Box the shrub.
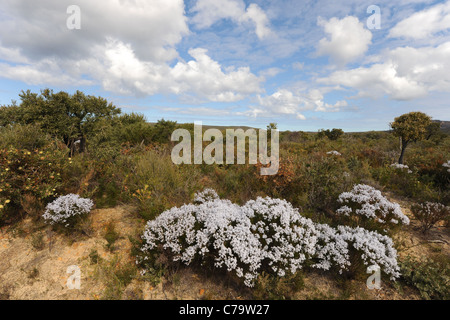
[336,184,410,232]
[104,221,120,251]
[42,194,93,228]
[410,202,450,233]
[0,124,51,151]
[443,160,450,173]
[0,144,67,224]
[138,190,401,287]
[400,256,450,300]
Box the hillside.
[2,195,447,300]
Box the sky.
[0,0,449,131]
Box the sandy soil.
[0,196,447,300]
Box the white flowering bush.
[327,151,341,156]
[443,160,450,173]
[390,163,409,170]
[42,194,94,228]
[390,163,413,173]
[336,184,410,231]
[139,189,402,287]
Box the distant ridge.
[434,120,450,134]
[150,120,450,134]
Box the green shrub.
[104,222,120,252]
[0,144,67,224]
[0,124,50,151]
[399,256,450,300]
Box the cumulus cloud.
[317,16,372,66]
[191,0,272,39]
[239,88,347,119]
[0,0,188,63]
[319,41,450,100]
[81,41,263,100]
[170,48,263,102]
[0,0,263,102]
[389,1,450,40]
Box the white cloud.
[87,42,263,101]
[0,59,93,86]
[240,88,347,119]
[191,0,272,39]
[243,4,273,39]
[389,1,450,40]
[0,0,263,102]
[0,0,189,63]
[319,41,450,100]
[317,16,372,66]
[170,48,263,102]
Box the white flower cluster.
[390,163,412,173]
[415,202,449,217]
[140,189,402,286]
[42,194,94,227]
[327,151,341,156]
[390,163,409,169]
[336,184,410,226]
[443,160,450,173]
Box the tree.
[326,128,344,140]
[317,128,344,140]
[0,89,121,154]
[390,112,432,164]
[151,119,178,143]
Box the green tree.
[390,112,432,164]
[317,128,344,140]
[0,89,121,154]
[326,128,344,140]
[151,119,177,143]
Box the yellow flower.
[5,200,10,204]
[0,205,3,209]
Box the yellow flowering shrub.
[0,145,67,223]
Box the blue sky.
[0,0,449,131]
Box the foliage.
[0,89,121,153]
[399,256,450,300]
[410,202,450,233]
[151,119,178,144]
[0,124,51,151]
[390,112,432,164]
[0,144,67,224]
[104,221,121,251]
[318,128,344,141]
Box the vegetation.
[390,112,432,164]
[0,89,449,300]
